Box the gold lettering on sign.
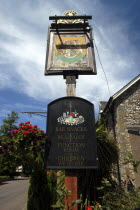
[58,143,85,148]
[64,147,79,152]
[57,142,86,152]
[57,155,85,166]
[56,127,66,132]
[66,127,87,132]
[58,155,85,161]
[57,134,85,140]
[56,127,88,132]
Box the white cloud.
[0,0,139,111]
[0,73,10,89]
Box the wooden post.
[65,170,78,210]
[66,76,76,96]
[65,75,78,210]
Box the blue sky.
[0,0,140,131]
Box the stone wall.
[105,80,140,188]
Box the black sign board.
[45,97,98,169]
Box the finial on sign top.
[62,10,78,16]
[61,10,80,24]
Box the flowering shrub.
[0,121,50,155]
[13,121,50,151]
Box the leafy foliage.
[55,170,65,208]
[96,119,118,176]
[0,111,19,176]
[47,170,57,206]
[27,156,50,210]
[96,178,140,209]
[0,111,19,137]
[124,152,140,173]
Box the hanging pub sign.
[45,97,98,169]
[45,10,97,76]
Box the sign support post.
[65,75,78,210]
[65,75,77,97]
[65,170,78,210]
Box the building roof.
[103,74,140,114]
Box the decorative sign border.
[45,29,97,75]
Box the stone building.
[100,74,140,188]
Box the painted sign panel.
[53,35,87,67]
[45,29,97,75]
[45,97,98,169]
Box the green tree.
[0,111,19,138]
[0,111,19,176]
[27,155,50,210]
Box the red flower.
[23,130,28,135]
[33,125,38,128]
[28,129,34,132]
[86,206,92,210]
[47,171,51,174]
[36,130,39,133]
[19,122,24,126]
[40,130,44,133]
[27,126,32,129]
[25,121,30,124]
[54,173,57,176]
[22,126,27,129]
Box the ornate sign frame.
[45,28,97,75]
